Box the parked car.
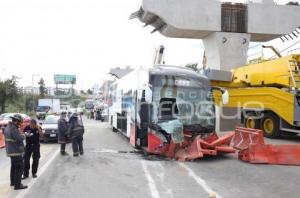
[41,115,60,142]
[0,113,31,133]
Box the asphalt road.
[1,118,300,198]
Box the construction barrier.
[174,132,236,161]
[147,130,236,161]
[232,127,300,166]
[0,129,5,149]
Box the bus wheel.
[244,113,260,129]
[112,127,118,132]
[261,113,280,138]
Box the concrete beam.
[248,3,300,41]
[140,0,221,38]
[138,0,300,42]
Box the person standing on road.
[68,113,84,157]
[3,114,28,190]
[58,112,69,155]
[22,119,43,179]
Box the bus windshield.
[151,75,215,132]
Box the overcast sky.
[0,0,299,90]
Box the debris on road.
[148,131,236,161]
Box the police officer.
[58,112,69,155]
[68,113,84,157]
[22,119,42,179]
[3,114,28,190]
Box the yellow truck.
[209,54,300,138]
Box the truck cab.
[36,106,51,120]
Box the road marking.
[141,160,161,198]
[15,149,60,198]
[178,163,223,198]
[90,149,120,154]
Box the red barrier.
[0,129,5,148]
[147,131,236,161]
[233,127,300,166]
[239,144,300,166]
[175,132,236,161]
[232,127,265,150]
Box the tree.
[87,89,93,95]
[0,76,19,113]
[38,78,47,98]
[185,63,199,72]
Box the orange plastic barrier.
[0,129,5,148]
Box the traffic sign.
[54,74,76,85]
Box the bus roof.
[150,65,208,81]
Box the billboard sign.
[54,74,76,85]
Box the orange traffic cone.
[0,129,5,148]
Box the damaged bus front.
[110,65,234,160]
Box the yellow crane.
[212,53,300,138]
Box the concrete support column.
[203,32,251,70]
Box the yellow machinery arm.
[212,54,300,89]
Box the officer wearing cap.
[58,111,69,155]
[3,114,28,190]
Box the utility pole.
[32,74,40,111]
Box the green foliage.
[5,94,38,115]
[0,75,87,114]
[0,76,20,113]
[87,89,93,95]
[185,63,199,72]
[38,78,47,98]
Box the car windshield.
[44,116,59,124]
[36,106,49,111]
[151,75,215,128]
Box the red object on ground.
[147,131,236,161]
[233,127,300,166]
[175,132,236,161]
[232,127,265,150]
[0,129,5,148]
[239,144,300,165]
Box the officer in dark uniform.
[58,111,69,155]
[3,114,28,190]
[68,113,84,157]
[22,119,43,179]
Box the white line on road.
[141,160,161,198]
[15,149,60,198]
[178,162,223,198]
